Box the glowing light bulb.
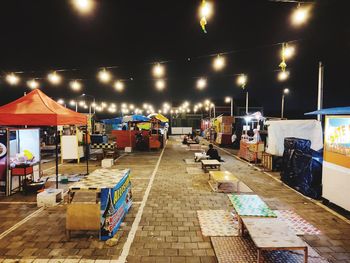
[282,45,295,60]
[57,99,65,105]
[197,78,207,90]
[199,1,213,18]
[236,74,247,88]
[47,71,61,85]
[278,71,289,81]
[225,97,231,103]
[27,79,39,89]
[6,73,20,85]
[284,88,290,94]
[114,81,124,92]
[79,101,86,107]
[72,0,95,14]
[291,5,310,26]
[155,79,165,91]
[153,63,165,78]
[98,68,111,83]
[70,80,82,91]
[213,55,225,71]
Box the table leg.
[257,248,262,263]
[304,247,308,263]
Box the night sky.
[0,0,349,118]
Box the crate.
[261,152,273,171]
[37,189,63,207]
[102,158,114,168]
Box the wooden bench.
[242,218,308,263]
[201,159,221,172]
[208,171,253,193]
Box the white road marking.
[0,207,44,240]
[117,142,167,263]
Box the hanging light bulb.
[6,73,20,85]
[98,68,112,83]
[47,71,62,85]
[70,80,82,91]
[114,80,124,92]
[69,100,76,106]
[152,63,165,78]
[27,79,39,89]
[236,74,247,88]
[278,71,289,81]
[57,99,65,105]
[213,55,225,71]
[282,44,295,60]
[197,78,207,90]
[291,4,311,26]
[71,0,95,15]
[155,79,166,91]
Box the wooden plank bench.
[201,159,221,172]
[242,218,308,263]
[208,171,253,193]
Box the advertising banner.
[0,129,8,194]
[100,170,132,240]
[324,116,350,168]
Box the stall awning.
[101,117,123,125]
[305,107,350,116]
[122,115,150,122]
[0,89,87,126]
[147,113,169,123]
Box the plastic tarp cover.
[266,120,323,156]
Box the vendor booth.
[0,128,41,195]
[306,107,350,210]
[0,89,87,195]
[238,112,265,162]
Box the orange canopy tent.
[0,89,86,126]
[0,89,88,189]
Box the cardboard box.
[37,189,63,207]
[125,147,132,153]
[102,158,114,168]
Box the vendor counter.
[66,168,132,240]
[238,140,264,162]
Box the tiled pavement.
[0,137,350,262]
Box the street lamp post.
[281,88,290,119]
[225,97,233,116]
[245,92,249,115]
[80,93,96,115]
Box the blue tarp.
[122,115,150,122]
[101,117,123,125]
[305,106,350,115]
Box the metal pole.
[230,98,233,116]
[55,128,59,189]
[281,94,285,119]
[85,125,89,175]
[75,101,78,112]
[245,92,249,114]
[93,98,96,114]
[317,62,324,121]
[213,105,216,118]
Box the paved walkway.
[0,136,350,262]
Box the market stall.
[148,113,169,149]
[66,168,132,240]
[110,115,151,150]
[306,107,350,210]
[238,112,265,162]
[0,89,87,194]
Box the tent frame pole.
[55,127,59,189]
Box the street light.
[225,97,233,116]
[281,88,290,119]
[79,93,96,114]
[291,4,311,26]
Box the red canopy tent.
[0,89,87,189]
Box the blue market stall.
[305,107,350,210]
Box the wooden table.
[242,218,308,263]
[208,171,253,193]
[201,159,221,172]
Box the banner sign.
[100,169,132,240]
[0,129,8,194]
